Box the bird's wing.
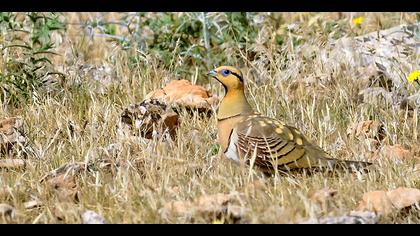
[234,115,330,170]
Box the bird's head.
[208,66,244,91]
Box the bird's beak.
[207,70,217,78]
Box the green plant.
[82,13,259,78]
[0,12,66,107]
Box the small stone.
[81,210,106,224]
[357,191,394,215]
[24,200,42,210]
[357,187,420,215]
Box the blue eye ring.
[221,69,231,77]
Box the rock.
[0,117,26,153]
[357,191,394,215]
[329,23,420,90]
[159,192,246,222]
[119,99,179,140]
[145,79,219,113]
[358,187,420,215]
[0,159,25,170]
[0,203,15,219]
[314,23,420,115]
[299,211,377,224]
[386,187,420,210]
[24,200,42,210]
[293,22,420,109]
[81,210,106,224]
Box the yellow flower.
[212,219,223,224]
[352,16,363,26]
[407,70,420,84]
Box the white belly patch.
[224,130,240,164]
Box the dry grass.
[0,12,419,224]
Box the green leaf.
[104,23,117,35]
[210,144,220,156]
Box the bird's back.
[229,115,371,173]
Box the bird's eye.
[221,69,231,77]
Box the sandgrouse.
[208,66,371,174]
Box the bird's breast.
[217,115,245,154]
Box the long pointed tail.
[302,145,372,173]
[324,158,372,172]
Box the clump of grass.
[0,12,66,107]
[0,12,419,224]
